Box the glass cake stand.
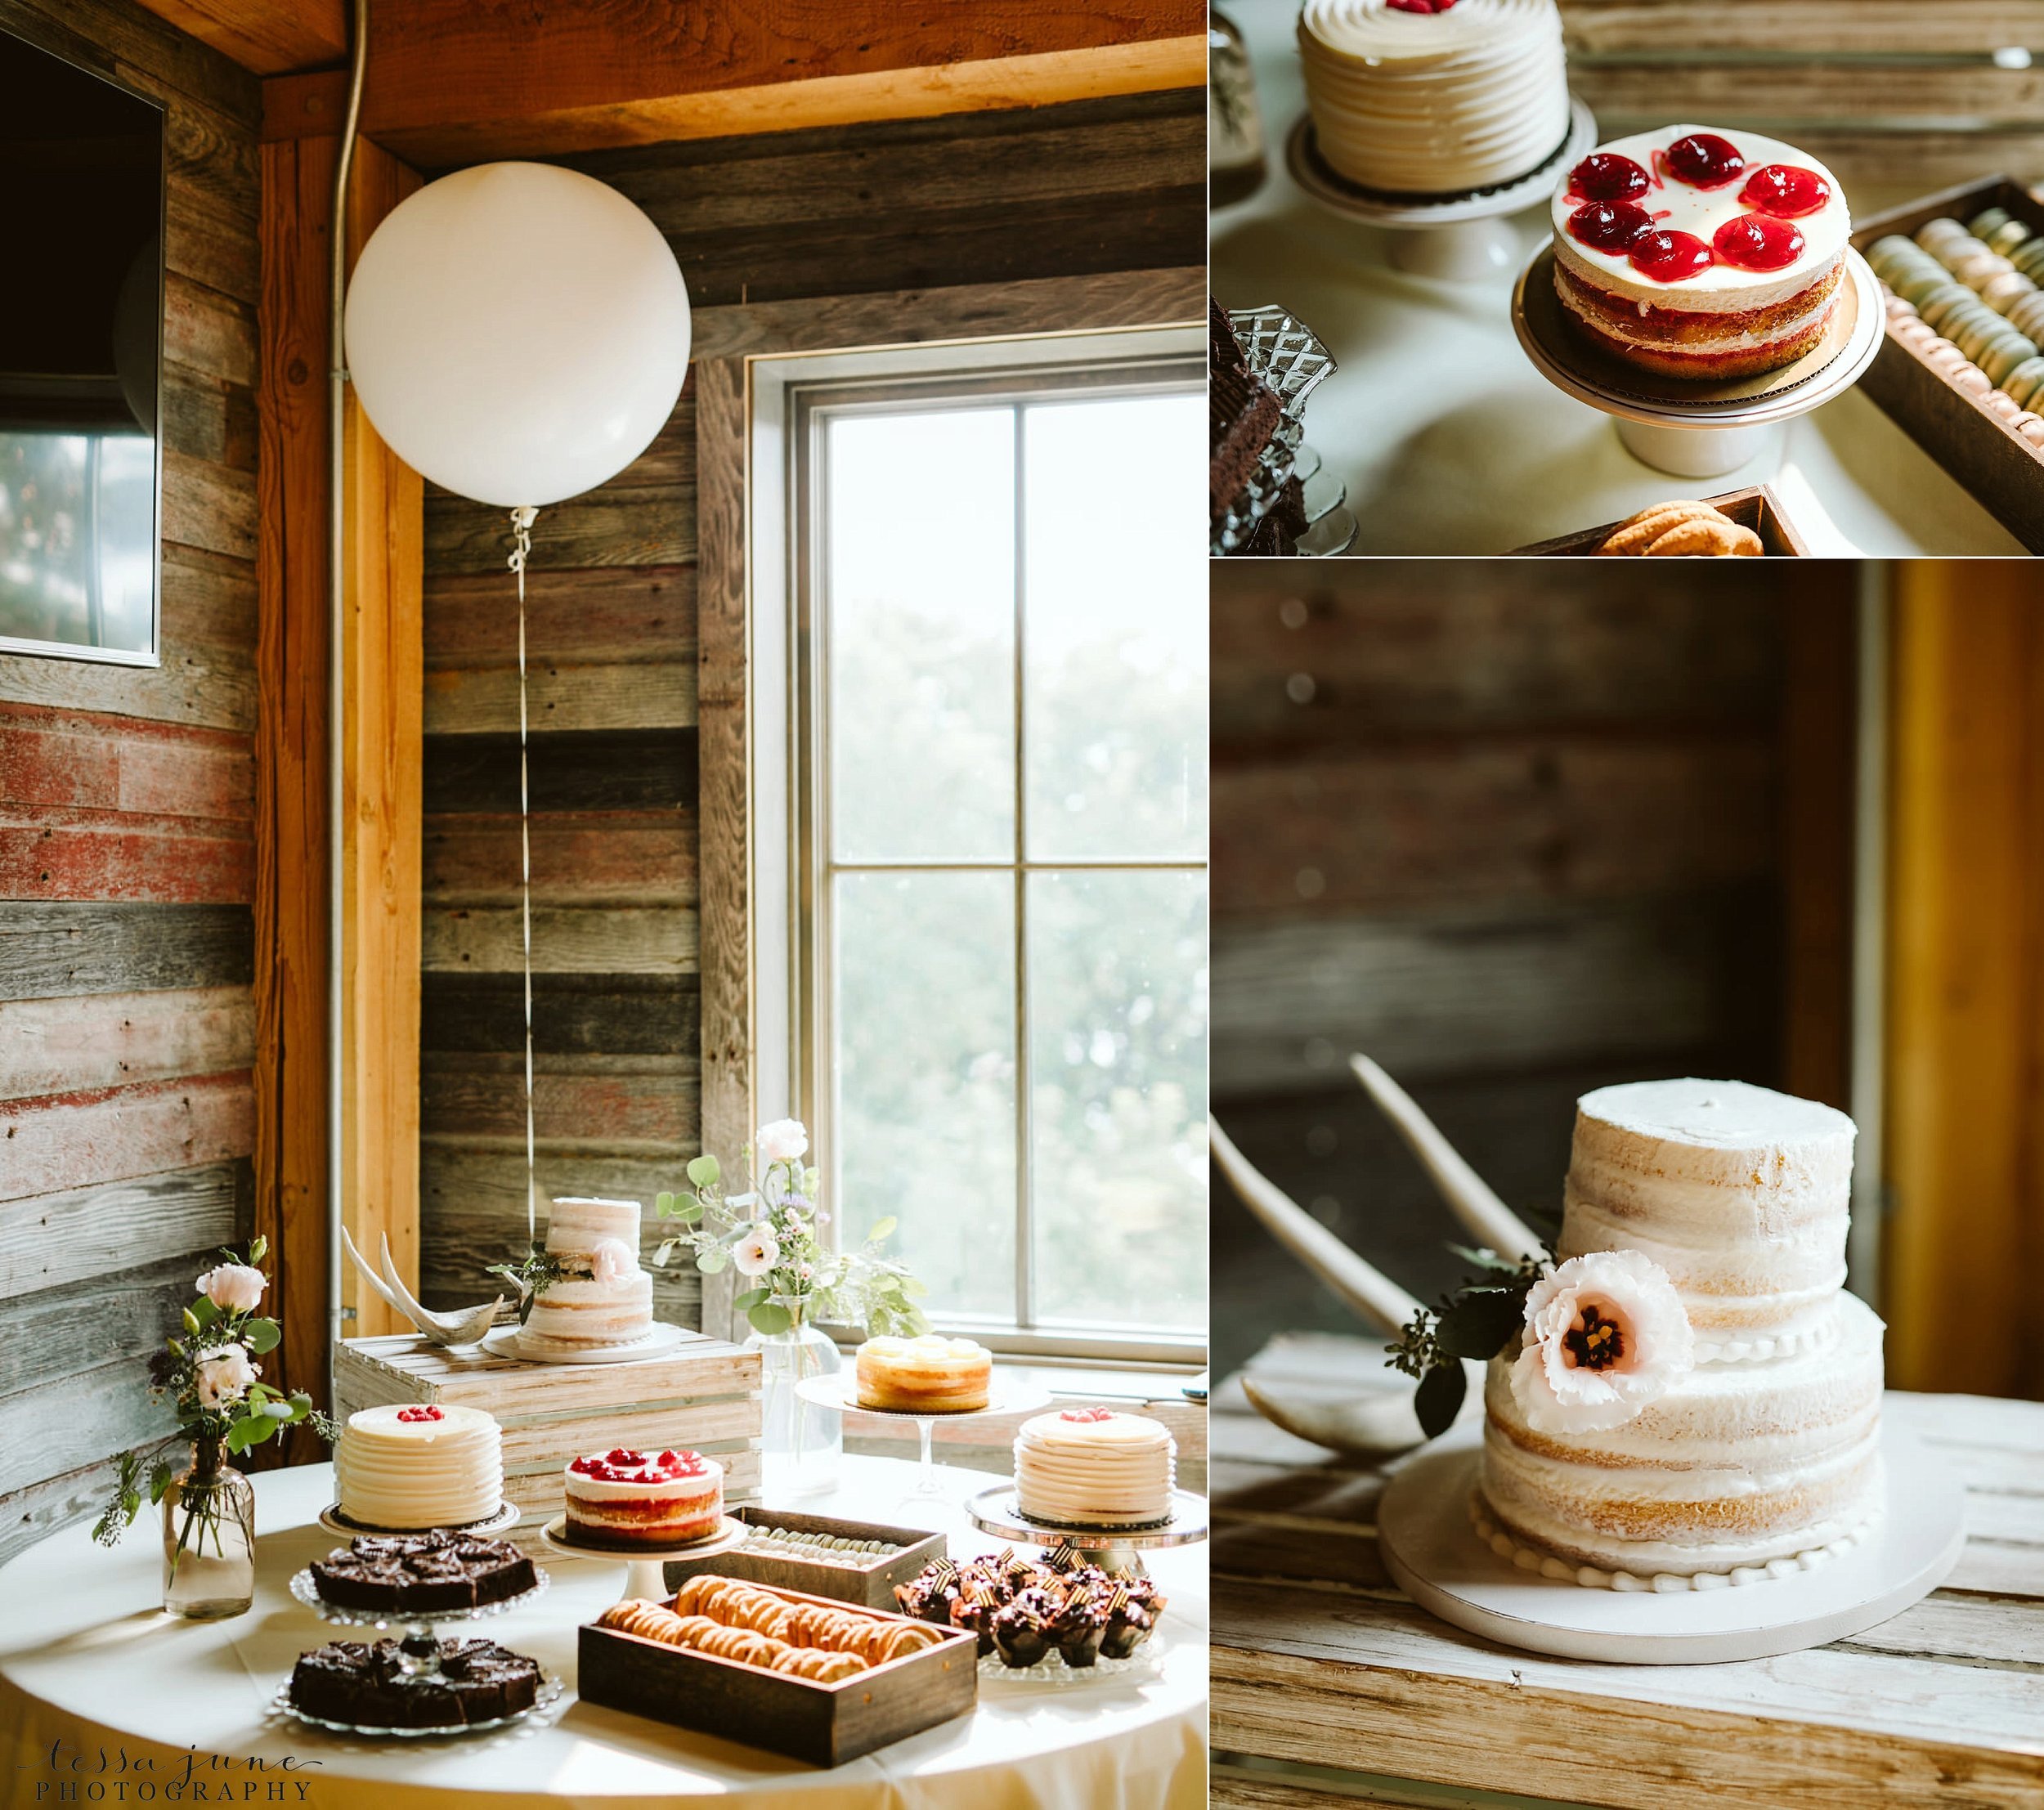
[793,1374,1055,1516]
[286,1505,555,1734]
[965,1484,1209,1580]
[538,1512,747,1603]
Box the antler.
[1350,1054,1544,1261]
[340,1224,407,1315]
[1210,1119,1420,1335]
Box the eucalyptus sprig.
[1386,1239,1553,1440]
[486,1243,567,1325]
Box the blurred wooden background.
[1212,563,2044,1404]
[1561,1,2044,196]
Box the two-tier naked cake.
[1298,0,1571,198]
[1477,1079,1885,1588]
[1551,126,1851,379]
[524,1197,654,1355]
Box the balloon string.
[508,506,539,1253]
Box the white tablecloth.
[0,1457,1204,1810]
[1213,0,2027,555]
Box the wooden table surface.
[1211,1333,2044,1810]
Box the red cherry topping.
[396,1405,444,1422]
[1664,133,1746,189]
[1740,164,1831,220]
[1567,200,1655,253]
[1061,1407,1116,1423]
[607,1448,639,1465]
[1567,154,1651,204]
[1629,230,1715,283]
[1386,0,1458,11]
[1713,213,1805,272]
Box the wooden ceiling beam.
[132,0,347,75]
[260,0,1204,163]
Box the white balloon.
[343,161,690,509]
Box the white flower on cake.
[732,1225,780,1278]
[588,1238,637,1289]
[1509,1250,1694,1435]
[195,1262,266,1314]
[193,1344,258,1408]
[755,1118,809,1163]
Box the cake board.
[1513,244,1885,477]
[479,1320,687,1364]
[1287,101,1597,282]
[1377,1419,1963,1664]
[540,1513,747,1603]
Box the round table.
[0,1457,1204,1810]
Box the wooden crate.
[1854,176,2044,553]
[662,1506,947,1612]
[331,1333,761,1547]
[577,1582,978,1767]
[1512,485,1809,556]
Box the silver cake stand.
[796,1373,1054,1512]
[538,1512,747,1603]
[966,1484,1209,1580]
[1287,100,1597,282]
[1513,243,1885,477]
[285,1503,559,1734]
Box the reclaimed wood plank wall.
[0,0,259,1562]
[414,87,1205,1324]
[1562,1,2044,191]
[1208,567,1858,1384]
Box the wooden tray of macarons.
[579,1575,977,1766]
[1857,176,2044,552]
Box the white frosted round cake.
[1477,1079,1885,1587]
[334,1404,504,1530]
[1298,0,1571,198]
[1015,1408,1177,1529]
[563,1447,723,1548]
[1552,125,1850,379]
[525,1196,654,1354]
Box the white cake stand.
[538,1512,747,1603]
[965,1484,1210,1581]
[794,1373,1054,1512]
[1377,1420,1964,1664]
[1286,101,1596,281]
[479,1321,687,1365]
[1512,244,1885,477]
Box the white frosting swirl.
[1299,0,1571,195]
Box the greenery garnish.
[486,1244,567,1325]
[1386,1239,1553,1440]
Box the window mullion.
[1011,401,1033,1337]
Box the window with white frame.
[755,334,1205,1363]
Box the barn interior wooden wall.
[1209,567,1859,1387]
[414,88,1206,1324]
[0,0,260,1563]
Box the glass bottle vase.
[161,1438,256,1620]
[743,1318,842,1497]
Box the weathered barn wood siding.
[415,87,1204,1324]
[1208,567,1858,1383]
[1561,1,2044,190]
[0,0,259,1562]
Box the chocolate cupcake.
[991,1586,1061,1669]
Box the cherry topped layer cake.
[564,1447,723,1548]
[1551,125,1850,379]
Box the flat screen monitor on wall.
[0,25,164,665]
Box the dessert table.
[0,1456,1205,1810]
[1212,0,2028,556]
[1210,1333,2044,1809]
